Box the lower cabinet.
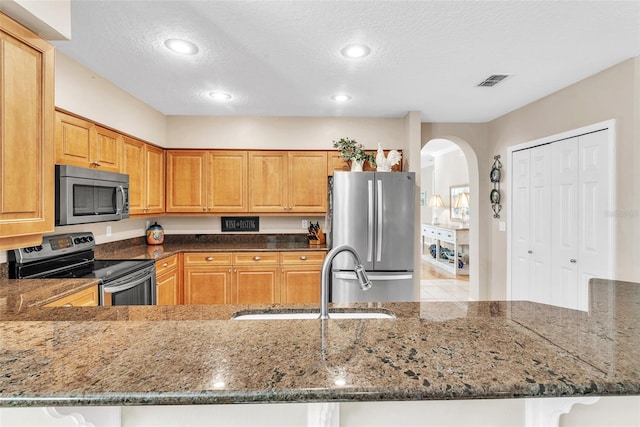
[183,253,233,305]
[155,254,180,306]
[233,252,280,304]
[44,285,99,307]
[280,251,324,304]
[182,251,325,305]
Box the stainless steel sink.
[231,310,395,320]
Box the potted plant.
[332,137,376,171]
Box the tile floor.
[420,279,470,302]
[420,256,470,302]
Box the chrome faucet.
[320,244,372,319]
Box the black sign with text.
[221,217,259,232]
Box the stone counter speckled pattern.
[0,279,639,407]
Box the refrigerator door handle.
[334,272,413,281]
[367,179,374,262]
[376,179,383,262]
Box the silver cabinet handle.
[300,255,307,261]
[570,259,577,263]
[205,256,214,261]
[162,262,169,267]
[253,256,261,261]
[527,250,533,254]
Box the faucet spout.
[320,244,372,319]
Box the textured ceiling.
[53,0,640,122]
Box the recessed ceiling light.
[209,91,232,101]
[331,94,351,102]
[341,44,371,59]
[164,39,199,55]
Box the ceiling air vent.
[477,74,510,87]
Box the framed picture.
[450,185,470,222]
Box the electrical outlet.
[302,220,309,229]
[106,225,112,237]
[145,220,150,229]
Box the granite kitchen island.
[0,278,639,426]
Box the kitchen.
[1,1,640,426]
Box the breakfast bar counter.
[0,279,638,408]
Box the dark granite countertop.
[1,279,638,407]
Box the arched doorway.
[420,137,483,301]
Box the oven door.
[101,265,157,306]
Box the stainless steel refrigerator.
[330,171,416,302]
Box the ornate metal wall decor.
[490,155,502,218]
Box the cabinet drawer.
[280,251,326,265]
[233,252,279,265]
[183,252,232,266]
[437,229,455,243]
[423,225,436,237]
[155,254,178,275]
[44,285,99,307]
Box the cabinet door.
[184,266,232,305]
[166,151,207,212]
[248,151,287,212]
[233,266,280,304]
[55,111,93,167]
[208,151,247,212]
[511,149,532,301]
[93,125,122,172]
[281,266,321,304]
[145,144,165,214]
[288,152,327,213]
[0,15,54,245]
[156,270,179,306]
[122,137,146,214]
[44,286,99,307]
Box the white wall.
[1,0,71,39]
[55,52,167,147]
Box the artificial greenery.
[332,138,376,165]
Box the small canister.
[146,222,165,245]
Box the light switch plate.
[106,225,112,236]
[499,221,506,232]
[302,220,309,229]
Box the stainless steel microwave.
[55,164,130,225]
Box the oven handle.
[102,268,153,293]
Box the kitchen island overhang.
[0,279,638,408]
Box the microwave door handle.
[115,185,124,217]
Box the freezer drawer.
[331,271,415,303]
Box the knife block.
[308,228,325,245]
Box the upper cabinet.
[166,150,248,213]
[122,136,165,215]
[55,111,122,172]
[0,14,55,249]
[249,151,327,213]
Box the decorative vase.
[351,159,364,171]
[146,222,165,245]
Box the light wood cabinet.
[55,111,122,172]
[166,150,248,213]
[0,14,55,249]
[249,151,327,213]
[280,251,324,304]
[182,251,324,305]
[232,252,280,304]
[122,136,165,215]
[155,254,180,306]
[44,285,99,307]
[183,253,233,305]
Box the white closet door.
[577,130,610,310]
[529,145,552,304]
[511,149,531,300]
[551,138,579,309]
